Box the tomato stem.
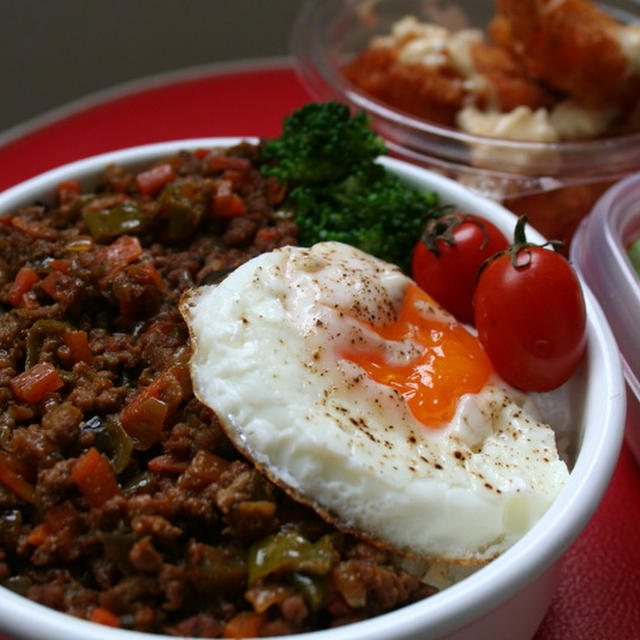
[476,216,563,280]
[420,212,483,257]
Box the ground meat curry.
[0,142,433,637]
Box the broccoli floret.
[262,102,441,271]
[290,164,439,272]
[262,101,387,184]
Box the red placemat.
[0,60,639,640]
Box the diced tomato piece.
[10,362,63,403]
[56,179,81,205]
[7,266,39,307]
[0,452,37,504]
[71,447,120,508]
[135,163,176,195]
[147,454,190,474]
[193,148,210,159]
[62,329,92,364]
[208,155,251,172]
[222,611,266,639]
[90,607,121,627]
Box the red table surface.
[0,61,639,640]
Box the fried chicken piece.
[343,45,466,126]
[470,42,555,112]
[343,31,553,125]
[490,0,640,109]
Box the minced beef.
[0,142,435,636]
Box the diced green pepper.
[289,572,329,610]
[83,200,147,240]
[248,530,338,585]
[157,181,206,240]
[25,319,71,369]
[187,543,248,596]
[81,415,133,474]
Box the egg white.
[180,242,569,563]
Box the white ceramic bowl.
[0,139,626,640]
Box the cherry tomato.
[411,213,509,324]
[473,218,587,392]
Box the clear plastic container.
[571,174,640,461]
[291,0,640,248]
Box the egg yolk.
[343,283,493,427]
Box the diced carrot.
[212,180,247,218]
[27,502,79,546]
[90,607,121,627]
[39,271,62,299]
[56,179,81,205]
[255,227,279,244]
[0,452,37,504]
[97,236,144,291]
[7,266,39,307]
[119,396,168,450]
[222,611,266,639]
[62,329,92,364]
[135,163,176,195]
[147,454,190,474]
[208,155,251,172]
[120,364,190,449]
[10,362,64,403]
[222,169,246,185]
[26,523,50,546]
[141,364,191,412]
[48,259,71,273]
[71,447,120,508]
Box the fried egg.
[180,242,569,563]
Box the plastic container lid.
[571,174,640,459]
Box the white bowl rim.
[0,138,626,640]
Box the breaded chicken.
[490,0,640,109]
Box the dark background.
[1,0,302,132]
